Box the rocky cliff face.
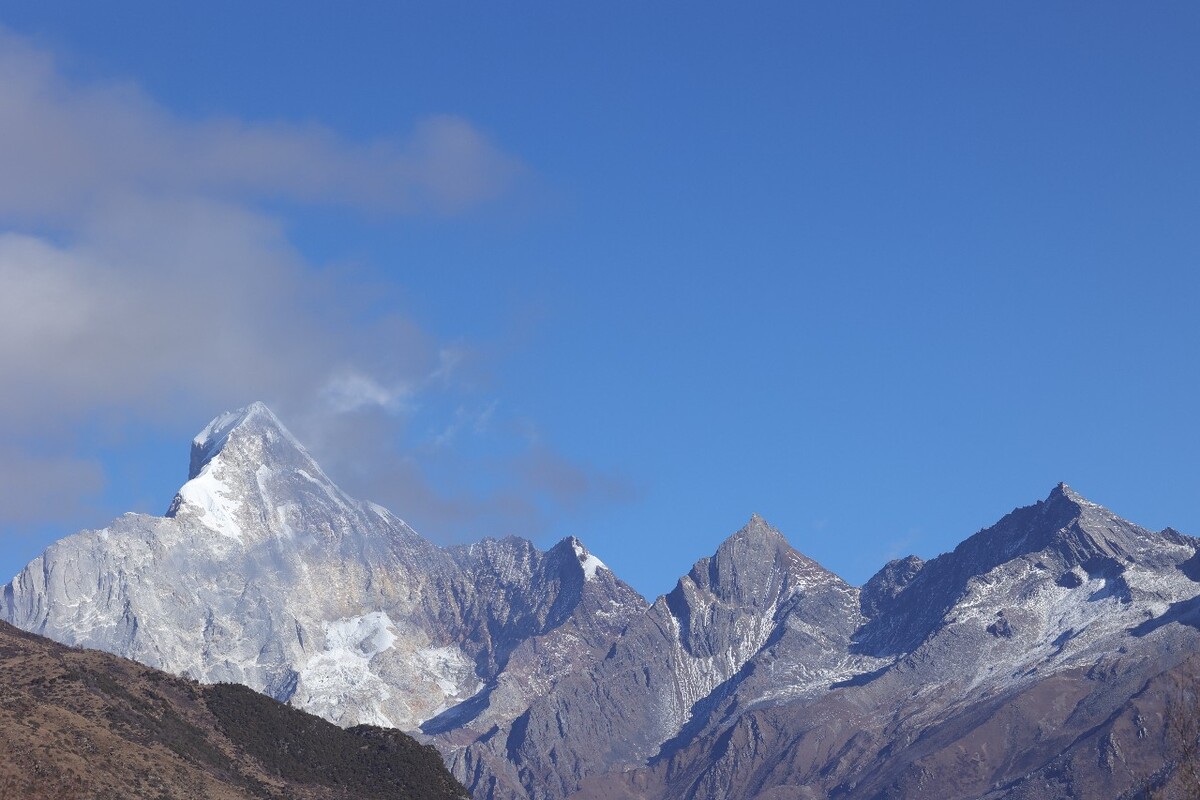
[573,484,1200,800]
[1,403,645,797]
[6,404,1200,800]
[444,514,872,800]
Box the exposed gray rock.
[573,485,1200,800]
[1,403,644,782]
[444,514,873,799]
[860,554,924,618]
[6,406,1200,800]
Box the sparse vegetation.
[0,621,468,800]
[206,682,469,799]
[1139,668,1200,800]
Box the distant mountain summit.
[854,481,1191,658]
[576,485,1200,800]
[2,402,643,738]
[6,404,1200,799]
[166,400,389,547]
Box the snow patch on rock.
[294,612,400,727]
[173,464,245,540]
[414,645,483,715]
[572,540,606,580]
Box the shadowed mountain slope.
[7,404,1200,800]
[570,485,1200,799]
[0,619,468,800]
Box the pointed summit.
[854,484,1178,657]
[566,536,607,581]
[167,402,341,541]
[1044,482,1098,510]
[724,513,787,548]
[545,535,606,575]
[680,515,838,611]
[189,401,300,479]
[955,483,1148,577]
[710,514,803,580]
[1053,481,1082,500]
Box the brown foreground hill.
[0,620,469,800]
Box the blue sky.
[1,3,1197,599]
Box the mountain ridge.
[5,402,1200,800]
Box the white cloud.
[0,200,336,423]
[0,28,522,223]
[323,373,414,414]
[0,26,631,544]
[430,401,499,448]
[0,450,105,525]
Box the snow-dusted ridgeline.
[5,403,1200,800]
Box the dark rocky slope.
[0,619,468,800]
[570,486,1200,799]
[8,403,1200,800]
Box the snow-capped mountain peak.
[564,536,607,580]
[188,400,300,479]
[166,402,355,543]
[8,404,1200,800]
[5,402,647,754]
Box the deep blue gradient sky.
[1,3,1198,599]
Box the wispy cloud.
[430,401,499,448]
[0,27,628,542]
[322,373,414,415]
[297,407,639,542]
[0,449,105,526]
[0,28,521,222]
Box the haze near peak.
[0,25,628,580]
[1,6,1198,601]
